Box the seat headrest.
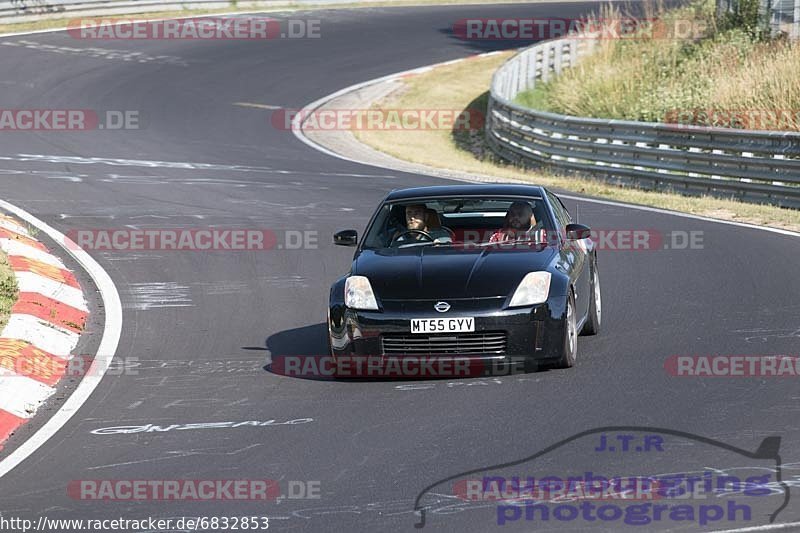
[425,208,442,229]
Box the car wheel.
[581,262,601,336]
[555,292,578,368]
[327,309,334,356]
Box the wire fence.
[716,0,800,39]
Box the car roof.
[384,184,547,202]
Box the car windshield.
[361,197,554,249]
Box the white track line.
[712,522,800,532]
[292,62,800,240]
[0,199,122,481]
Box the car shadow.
[265,323,329,357]
[451,90,495,163]
[263,323,547,382]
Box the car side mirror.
[565,223,591,240]
[334,229,358,246]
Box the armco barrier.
[487,35,800,208]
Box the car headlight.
[509,271,551,307]
[345,275,379,310]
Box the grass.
[516,0,800,131]
[354,52,800,232]
[0,250,18,331]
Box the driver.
[392,204,450,244]
[489,201,544,243]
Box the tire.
[554,292,578,368]
[327,308,335,357]
[581,262,602,336]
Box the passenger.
[489,201,544,243]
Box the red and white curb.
[0,214,89,450]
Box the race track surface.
[0,3,798,532]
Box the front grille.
[381,332,507,355]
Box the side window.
[556,197,573,224]
[546,191,571,229]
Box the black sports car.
[328,184,601,372]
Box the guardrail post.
[527,46,538,90]
[553,41,564,75]
[540,43,551,83]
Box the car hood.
[353,245,557,300]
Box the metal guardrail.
[487,35,800,209]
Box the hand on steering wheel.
[391,229,434,244]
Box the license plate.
[411,317,475,334]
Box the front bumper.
[328,296,568,364]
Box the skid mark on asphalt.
[86,444,265,471]
[162,397,250,408]
[1,154,397,180]
[260,275,307,287]
[130,358,261,374]
[735,326,800,343]
[100,175,282,187]
[124,282,192,310]
[102,253,164,262]
[191,281,251,295]
[5,154,273,171]
[0,168,86,181]
[394,377,540,391]
[1,40,188,66]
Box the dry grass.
[517,0,800,131]
[354,52,800,232]
[0,250,18,331]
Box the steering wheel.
[391,229,434,244]
[440,226,455,239]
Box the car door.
[546,191,590,319]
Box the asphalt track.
[0,3,799,532]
